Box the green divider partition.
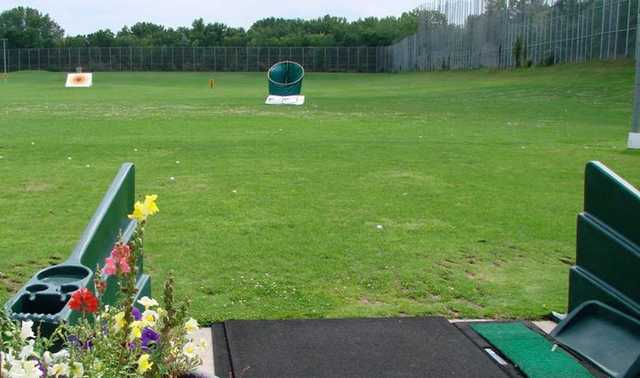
[4,163,150,336]
[568,161,640,319]
[549,161,640,377]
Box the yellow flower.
[137,354,153,374]
[142,309,158,327]
[182,342,197,358]
[128,202,145,222]
[130,320,143,340]
[128,194,159,222]
[143,195,159,216]
[113,311,126,332]
[184,317,199,334]
[70,362,84,378]
[48,363,70,377]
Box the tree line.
[0,6,421,48]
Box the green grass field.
[1,61,638,323]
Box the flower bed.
[1,195,207,377]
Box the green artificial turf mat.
[471,322,592,378]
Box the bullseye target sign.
[65,73,93,88]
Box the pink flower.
[118,258,131,273]
[102,257,117,276]
[112,244,131,261]
[101,243,133,277]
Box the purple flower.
[127,341,137,350]
[68,335,93,350]
[68,335,82,349]
[132,307,142,321]
[140,327,160,350]
[36,361,46,376]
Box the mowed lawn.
[0,61,638,323]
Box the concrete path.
[194,327,216,378]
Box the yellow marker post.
[208,79,215,89]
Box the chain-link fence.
[4,46,389,73]
[4,0,637,74]
[386,0,639,71]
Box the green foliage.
[0,6,424,48]
[87,29,115,47]
[513,35,523,68]
[0,6,64,48]
[544,53,555,66]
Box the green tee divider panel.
[567,161,640,319]
[471,322,592,378]
[267,61,304,96]
[550,161,640,377]
[552,301,640,378]
[4,163,150,336]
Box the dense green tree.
[62,35,88,47]
[0,7,64,48]
[0,6,426,48]
[87,29,115,47]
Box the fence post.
[324,47,327,71]
[629,2,640,148]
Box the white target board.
[265,95,305,106]
[65,73,93,88]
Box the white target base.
[265,95,305,106]
[629,132,640,149]
[65,73,93,88]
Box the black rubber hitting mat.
[212,317,509,378]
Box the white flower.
[137,296,159,309]
[43,351,53,365]
[44,349,69,364]
[10,360,42,378]
[52,349,69,361]
[20,321,35,340]
[70,362,84,378]
[48,362,70,377]
[24,360,43,378]
[8,363,26,377]
[182,342,197,358]
[184,318,198,334]
[18,342,35,359]
[141,309,159,327]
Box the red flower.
[68,288,99,313]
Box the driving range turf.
[1,60,638,323]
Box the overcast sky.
[2,0,420,36]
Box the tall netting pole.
[629,7,640,149]
[2,38,7,81]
